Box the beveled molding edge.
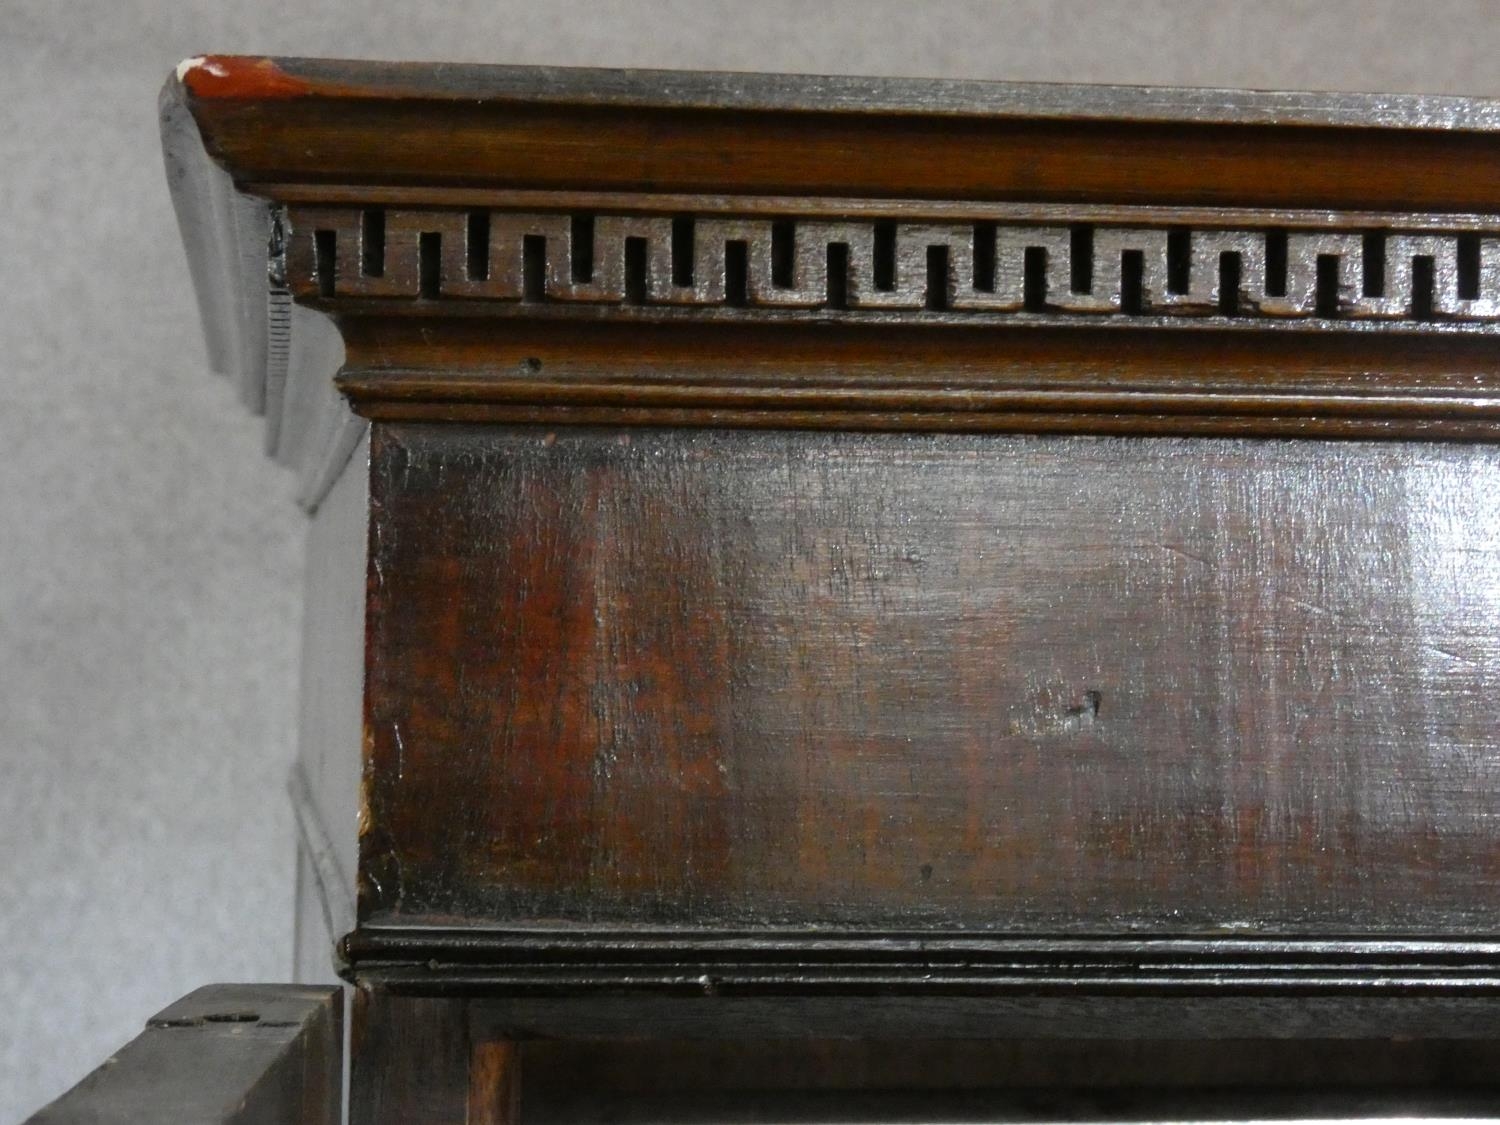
[342,926,1500,999]
[288,202,1500,329]
[298,199,1500,443]
[341,927,1500,1036]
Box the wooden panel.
[27,985,341,1125]
[517,1038,1500,1124]
[361,425,1500,933]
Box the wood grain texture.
[348,991,469,1124]
[172,57,1500,129]
[518,1036,1500,1091]
[520,1084,1500,1124]
[460,993,1500,1043]
[469,1040,521,1125]
[348,991,519,1125]
[334,318,1500,441]
[517,1037,1500,1124]
[361,423,1500,935]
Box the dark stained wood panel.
[361,425,1500,934]
[516,1035,1500,1125]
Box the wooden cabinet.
[161,56,1500,1122]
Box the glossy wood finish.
[519,1037,1500,1124]
[26,986,341,1125]
[353,1031,1500,1122]
[362,424,1500,935]
[176,57,1500,213]
[336,319,1500,442]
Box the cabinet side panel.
[363,425,1500,934]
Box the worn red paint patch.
[178,55,314,100]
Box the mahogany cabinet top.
[163,57,1500,507]
[167,54,1500,209]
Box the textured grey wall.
[5,1,1500,1118]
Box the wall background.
[4,1,1500,1117]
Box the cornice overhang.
[162,56,1500,506]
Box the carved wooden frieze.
[163,57,1500,505]
[287,205,1500,328]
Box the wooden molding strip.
[287,204,1500,328]
[328,312,1500,438]
[173,57,1500,212]
[343,927,1500,1014]
[345,926,1500,968]
[333,929,1500,1038]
